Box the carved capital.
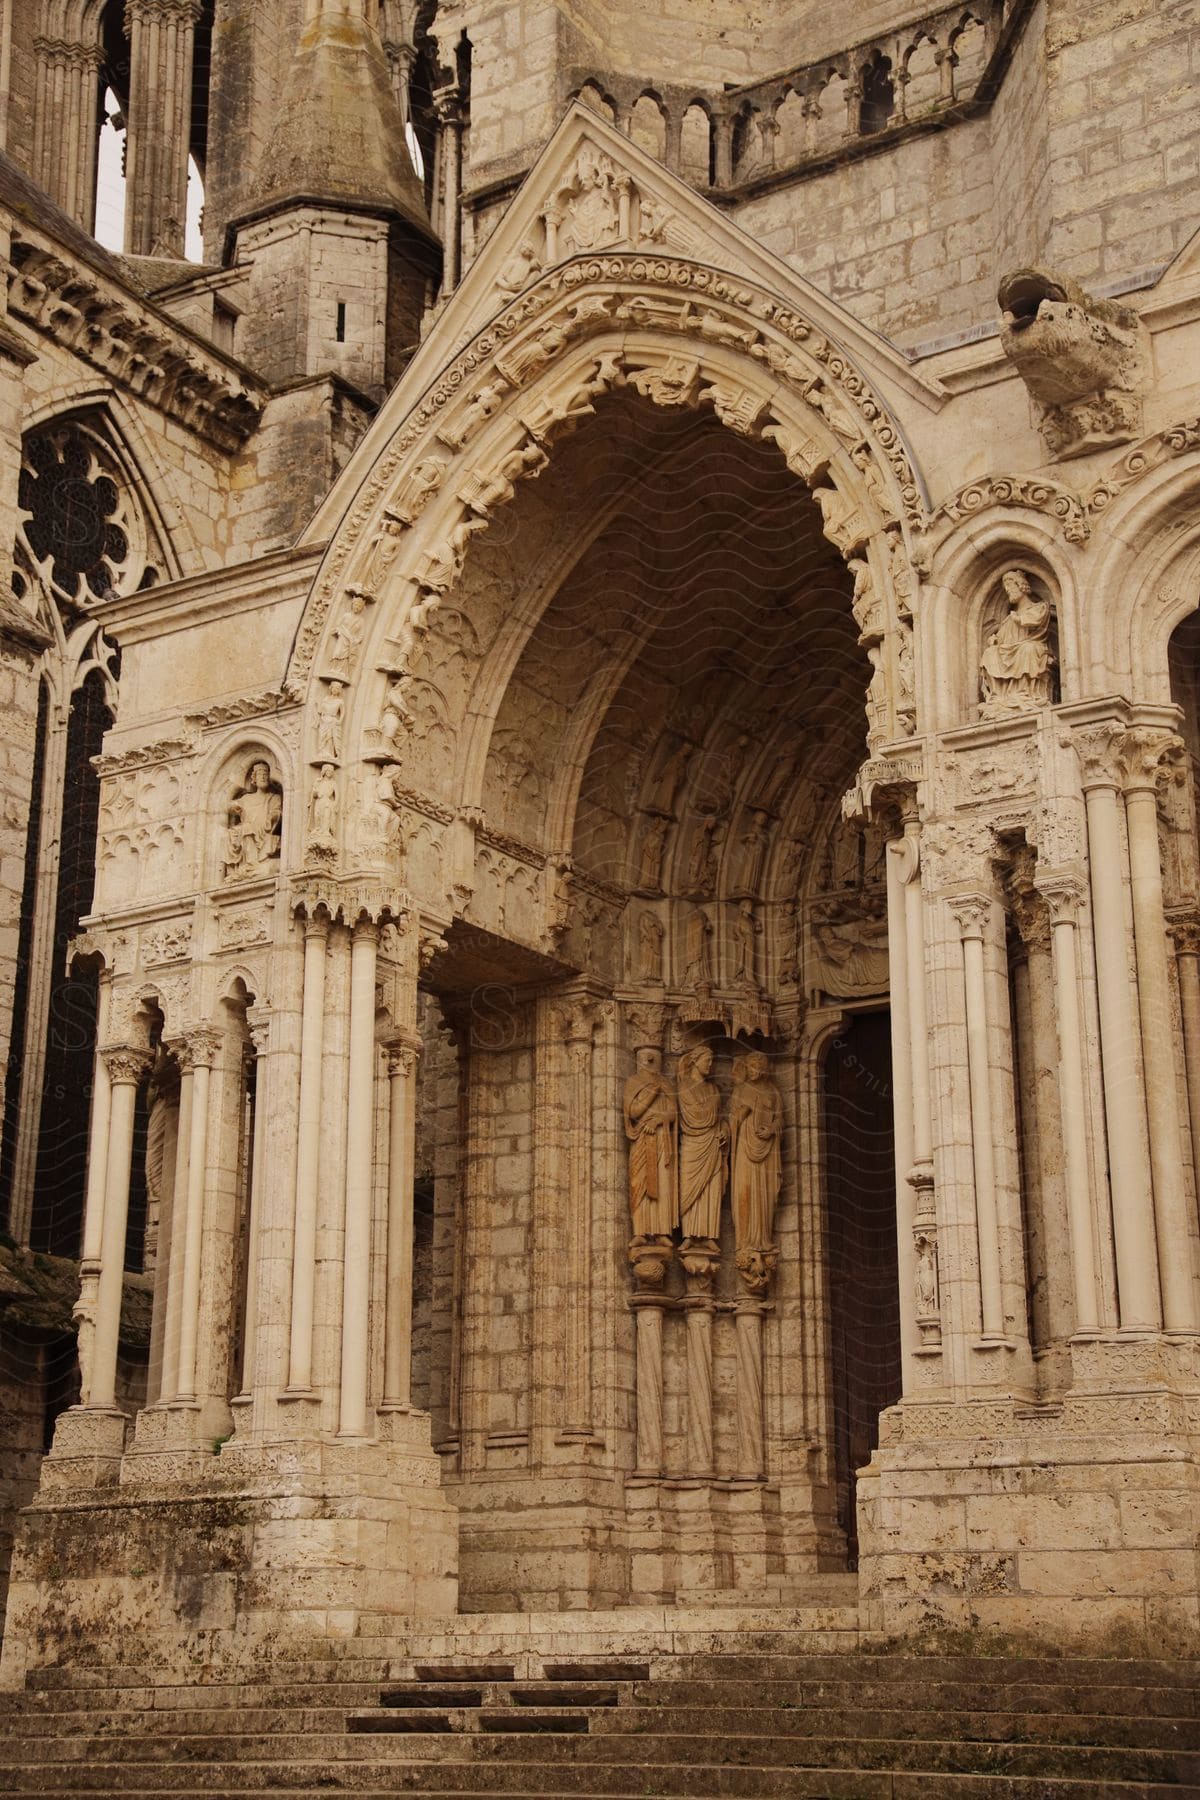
[1034,869,1086,925]
[167,1026,222,1072]
[384,1034,421,1080]
[1072,721,1126,791]
[948,891,993,939]
[1168,910,1200,959]
[628,1234,673,1294]
[125,0,205,27]
[624,1002,671,1051]
[1119,725,1185,794]
[246,1006,271,1056]
[100,1043,152,1085]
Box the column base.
[857,1372,1200,1650]
[38,1406,128,1491]
[0,1432,458,1689]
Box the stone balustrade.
[567,0,1030,195]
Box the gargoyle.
[998,268,1150,460]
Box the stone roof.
[246,7,434,241]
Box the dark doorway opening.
[824,1010,900,1566]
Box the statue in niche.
[731,899,760,989]
[224,758,282,881]
[677,1044,728,1242]
[686,815,725,897]
[886,522,916,620]
[315,680,345,763]
[358,765,404,859]
[328,590,368,677]
[915,1229,940,1318]
[624,1047,678,1238]
[637,911,665,983]
[308,764,339,846]
[636,813,670,892]
[734,810,772,897]
[647,740,693,814]
[729,1050,783,1252]
[682,905,713,990]
[979,570,1056,717]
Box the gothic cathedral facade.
[1,0,1200,1676]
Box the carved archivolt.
[290,253,925,718]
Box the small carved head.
[635,1046,662,1074]
[247,759,272,791]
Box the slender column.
[287,915,328,1392]
[884,829,917,1368]
[31,37,104,225]
[712,110,734,187]
[734,1300,767,1480]
[175,1028,221,1403]
[680,1241,719,1476]
[1121,728,1198,1333]
[435,87,463,290]
[902,814,941,1349]
[159,1052,193,1405]
[629,1238,672,1477]
[561,1001,598,1437]
[950,894,1005,1340]
[147,1086,180,1403]
[1171,913,1200,1215]
[89,1045,152,1411]
[1075,726,1161,1330]
[123,0,204,257]
[339,920,379,1438]
[237,1014,271,1397]
[73,979,115,1402]
[381,1032,421,1410]
[1037,874,1101,1335]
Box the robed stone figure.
[729,1050,782,1251]
[624,1048,678,1238]
[677,1044,727,1240]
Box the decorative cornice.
[6,237,263,453]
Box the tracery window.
[1,415,164,1255]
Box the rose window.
[17,421,159,612]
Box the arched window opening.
[30,665,115,1257]
[629,93,667,163]
[860,53,895,134]
[94,86,128,254]
[680,103,713,186]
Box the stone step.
[0,1757,1193,1795]
[0,1731,1193,1779]
[5,1698,1196,1749]
[5,1784,1191,1800]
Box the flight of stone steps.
[1,1640,1198,1797]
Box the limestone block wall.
[1040,0,1200,283]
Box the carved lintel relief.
[998,267,1150,460]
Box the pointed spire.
[255,0,432,238]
